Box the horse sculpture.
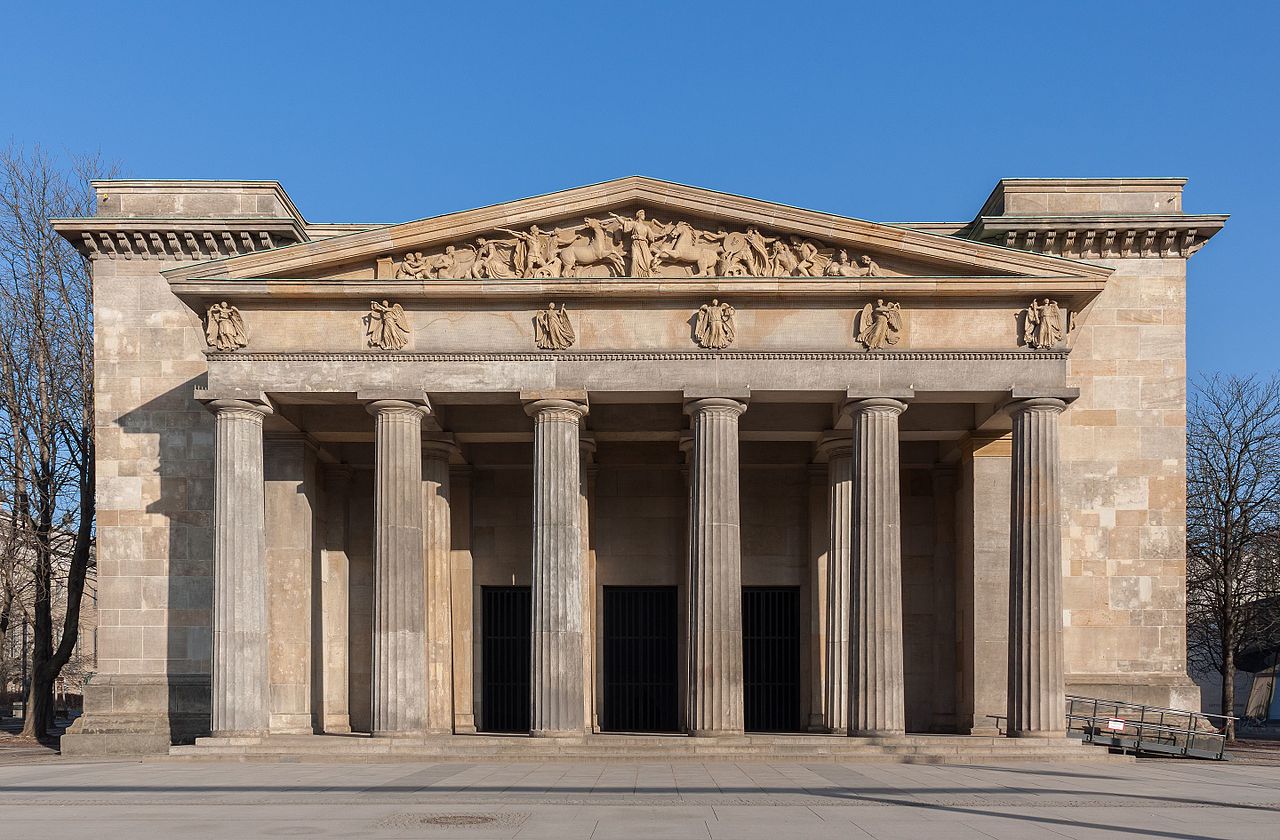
[653,221,720,277]
[557,217,626,277]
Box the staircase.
[170,732,1116,763]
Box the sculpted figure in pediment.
[694,299,736,349]
[554,217,626,277]
[396,251,430,279]
[392,208,899,281]
[498,225,563,278]
[205,302,248,351]
[366,300,411,350]
[825,250,861,277]
[607,210,670,278]
[652,220,719,277]
[1023,298,1065,349]
[856,299,902,350]
[533,302,576,350]
[790,236,823,276]
[469,237,518,279]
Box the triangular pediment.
[163,176,1112,284]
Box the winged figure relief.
[205,301,248,351]
[366,300,411,350]
[856,299,902,350]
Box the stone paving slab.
[0,758,1277,838]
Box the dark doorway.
[481,586,530,733]
[743,586,801,732]
[602,586,679,732]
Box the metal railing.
[1065,695,1234,760]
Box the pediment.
[163,177,1112,285]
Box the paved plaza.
[0,757,1277,839]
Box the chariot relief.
[387,208,888,280]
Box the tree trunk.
[1221,613,1236,742]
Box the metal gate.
[602,586,679,732]
[481,586,530,733]
[743,586,801,732]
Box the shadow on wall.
[118,373,214,743]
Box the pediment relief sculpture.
[204,301,248,351]
[694,299,736,350]
[365,299,411,350]
[387,209,891,280]
[856,299,902,350]
[533,302,576,351]
[1022,298,1066,350]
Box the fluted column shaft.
[845,398,908,737]
[1007,398,1068,737]
[686,398,747,737]
[527,399,588,736]
[422,442,455,734]
[824,443,853,734]
[209,399,272,737]
[368,400,427,736]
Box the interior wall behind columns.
[955,436,1012,734]
[902,464,957,732]
[347,469,375,733]
[263,437,317,733]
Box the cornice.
[51,217,307,261]
[158,176,1113,283]
[206,350,1070,363]
[970,213,1227,259]
[168,274,1108,303]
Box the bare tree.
[0,146,107,738]
[1186,373,1280,740]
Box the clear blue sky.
[2,1,1274,378]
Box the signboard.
[1106,718,1127,732]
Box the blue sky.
[2,1,1274,377]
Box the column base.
[372,730,429,738]
[688,728,746,738]
[1007,729,1067,739]
[322,714,352,734]
[850,728,906,737]
[529,729,588,739]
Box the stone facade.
[52,176,1225,754]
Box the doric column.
[422,441,456,734]
[685,397,747,737]
[820,438,854,734]
[526,399,589,736]
[208,398,272,737]
[1007,398,1068,737]
[844,398,908,737]
[367,399,428,736]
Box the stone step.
[168,734,1120,763]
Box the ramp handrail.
[1065,694,1235,760]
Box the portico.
[55,175,1223,756]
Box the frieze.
[206,350,1071,362]
[388,209,889,280]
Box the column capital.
[813,432,853,462]
[524,398,589,420]
[366,398,428,418]
[422,439,461,462]
[841,397,908,417]
[204,398,273,420]
[684,397,747,417]
[1005,397,1068,417]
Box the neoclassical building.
[55,176,1224,755]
